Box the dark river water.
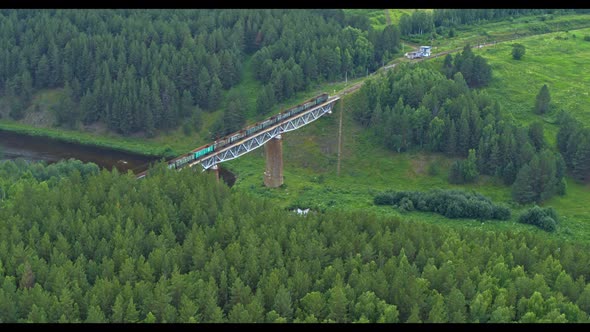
[0,129,236,186]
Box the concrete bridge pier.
[264,134,284,188]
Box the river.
[0,129,236,186]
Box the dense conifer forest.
[0,9,400,137]
[1,160,590,322]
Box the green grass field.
[343,9,388,31]
[476,28,590,126]
[343,9,433,31]
[415,13,590,55]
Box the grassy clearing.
[389,9,433,25]
[343,9,388,30]
[476,28,590,127]
[343,9,434,31]
[426,14,590,55]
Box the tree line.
[0,158,590,322]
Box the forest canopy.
[0,9,400,137]
[0,159,589,322]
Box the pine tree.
[86,305,107,323]
[272,286,293,321]
[428,117,445,152]
[300,291,326,321]
[406,304,422,323]
[20,69,33,103]
[327,285,349,323]
[125,297,140,323]
[528,121,545,151]
[18,261,35,289]
[378,304,400,323]
[208,75,222,111]
[463,148,479,183]
[449,161,465,184]
[471,55,492,87]
[427,293,448,323]
[458,111,471,156]
[512,164,536,204]
[27,304,49,323]
[34,54,50,89]
[556,112,578,158]
[228,303,252,323]
[534,84,551,115]
[572,132,590,182]
[196,67,211,110]
[180,90,194,118]
[111,294,125,323]
[443,54,454,78]
[446,288,467,323]
[256,84,276,116]
[143,312,157,323]
[446,120,458,156]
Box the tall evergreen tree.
[572,132,590,182]
[528,121,545,151]
[512,164,536,204]
[534,84,551,115]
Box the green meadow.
[343,9,433,31]
[476,28,590,126]
[409,13,590,56]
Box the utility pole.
[337,97,343,177]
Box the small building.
[405,46,431,59]
[419,46,431,57]
[405,50,422,59]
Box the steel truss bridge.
[184,95,340,171]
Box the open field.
[475,28,590,130]
[408,13,590,54]
[343,9,433,30]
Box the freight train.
[136,93,329,179]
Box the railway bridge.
[137,93,340,187]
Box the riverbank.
[0,120,176,159]
[0,128,160,173]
